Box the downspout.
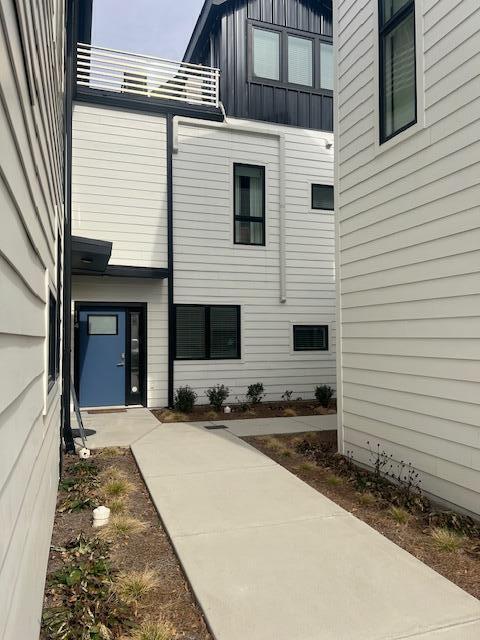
[61,0,76,454]
[172,113,287,303]
[166,114,175,407]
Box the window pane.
[294,325,328,351]
[235,165,263,218]
[312,184,334,210]
[130,312,140,394]
[88,315,117,335]
[210,307,239,358]
[175,306,206,359]
[382,11,416,139]
[288,36,312,86]
[380,0,411,24]
[253,28,280,80]
[235,220,264,245]
[48,293,57,383]
[320,42,333,90]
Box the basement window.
[312,184,334,211]
[175,305,241,360]
[293,325,329,351]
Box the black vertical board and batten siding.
[196,0,333,130]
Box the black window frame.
[379,0,417,144]
[293,325,329,352]
[233,163,266,246]
[48,291,58,391]
[311,184,334,211]
[174,304,241,361]
[248,20,333,96]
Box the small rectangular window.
[288,35,313,86]
[234,164,265,246]
[88,315,118,335]
[312,184,334,211]
[253,28,280,81]
[175,305,240,360]
[379,0,416,143]
[48,292,57,389]
[294,325,329,351]
[320,42,334,90]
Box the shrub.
[314,385,334,407]
[206,384,230,411]
[174,386,197,413]
[246,382,265,405]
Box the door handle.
[117,352,125,367]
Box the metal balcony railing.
[76,43,220,108]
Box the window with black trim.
[312,184,334,211]
[250,23,333,93]
[293,325,329,351]
[48,292,57,390]
[234,164,265,246]
[175,305,241,360]
[379,0,416,143]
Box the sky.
[91,0,206,61]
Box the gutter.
[172,113,288,303]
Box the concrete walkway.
[132,422,480,640]
[206,413,337,437]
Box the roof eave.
[183,0,228,62]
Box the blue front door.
[78,307,126,407]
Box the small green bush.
[315,385,334,407]
[174,386,197,413]
[246,382,265,405]
[206,384,230,411]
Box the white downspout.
[173,112,287,303]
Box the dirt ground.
[43,449,213,639]
[153,399,336,423]
[246,431,480,600]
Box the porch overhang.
[72,235,168,279]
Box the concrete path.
[206,413,337,437]
[74,407,159,448]
[132,422,480,640]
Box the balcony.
[76,43,220,110]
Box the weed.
[126,620,176,640]
[174,386,197,413]
[101,477,135,499]
[357,492,377,506]
[98,516,147,541]
[246,382,265,405]
[325,474,343,487]
[59,460,100,513]
[388,506,410,524]
[431,528,464,552]
[206,384,230,411]
[114,570,159,609]
[314,385,333,407]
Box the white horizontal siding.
[173,118,336,402]
[335,0,480,515]
[72,104,168,269]
[0,0,64,636]
[72,276,168,407]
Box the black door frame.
[74,301,147,407]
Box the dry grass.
[114,569,160,608]
[283,407,298,417]
[325,474,343,487]
[388,506,410,525]
[95,447,128,458]
[158,410,188,423]
[431,528,464,552]
[204,410,218,420]
[108,497,128,515]
[297,461,317,473]
[123,620,177,640]
[262,436,293,457]
[98,515,147,541]
[356,492,377,507]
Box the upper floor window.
[251,24,333,93]
[312,184,334,211]
[253,28,280,80]
[379,0,416,143]
[234,164,265,246]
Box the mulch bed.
[42,449,213,639]
[246,431,480,600]
[153,399,336,423]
